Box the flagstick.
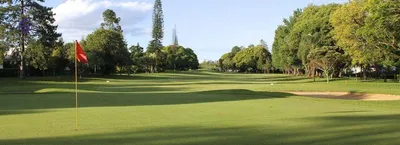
[75,41,79,131]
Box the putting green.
[1,70,400,145]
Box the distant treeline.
[216,40,272,73]
[203,0,399,82]
[0,0,199,77]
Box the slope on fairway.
[1,71,400,145]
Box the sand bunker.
[290,92,400,101]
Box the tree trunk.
[94,65,97,74]
[384,67,390,82]
[355,73,358,82]
[362,65,367,80]
[19,0,26,79]
[384,73,387,82]
[313,67,316,82]
[325,71,330,83]
[396,73,400,83]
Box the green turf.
[1,70,400,145]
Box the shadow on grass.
[291,92,374,100]
[0,89,292,111]
[0,110,47,116]
[0,83,185,94]
[2,114,400,145]
[324,110,371,114]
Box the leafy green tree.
[25,40,48,75]
[264,58,273,73]
[258,40,273,73]
[48,38,69,76]
[0,24,6,65]
[308,46,345,83]
[272,26,286,71]
[363,0,400,53]
[253,45,269,73]
[0,42,6,65]
[144,52,157,72]
[86,51,104,74]
[331,0,399,81]
[0,0,60,78]
[130,43,144,66]
[217,42,274,73]
[218,46,242,71]
[200,60,218,70]
[84,29,128,75]
[24,38,64,76]
[232,45,269,73]
[331,0,376,80]
[232,49,248,72]
[272,9,302,74]
[101,9,122,32]
[231,46,241,54]
[162,45,199,70]
[292,4,342,76]
[127,43,145,74]
[184,48,199,70]
[362,0,400,79]
[72,9,130,75]
[219,52,235,72]
[163,45,178,70]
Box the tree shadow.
[2,114,400,145]
[324,110,371,114]
[0,84,182,94]
[291,114,400,145]
[0,89,292,111]
[291,92,371,100]
[0,126,282,145]
[0,110,47,116]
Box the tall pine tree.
[172,25,178,47]
[147,0,164,72]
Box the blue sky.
[44,0,346,61]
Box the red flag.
[75,40,88,63]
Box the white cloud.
[117,2,153,11]
[53,0,153,42]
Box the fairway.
[0,71,400,145]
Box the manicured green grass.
[1,70,400,145]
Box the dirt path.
[290,92,400,101]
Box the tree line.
[0,0,199,77]
[217,40,272,73]
[272,0,399,82]
[207,0,399,82]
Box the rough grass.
[1,70,400,145]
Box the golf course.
[1,0,400,144]
[1,70,400,145]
